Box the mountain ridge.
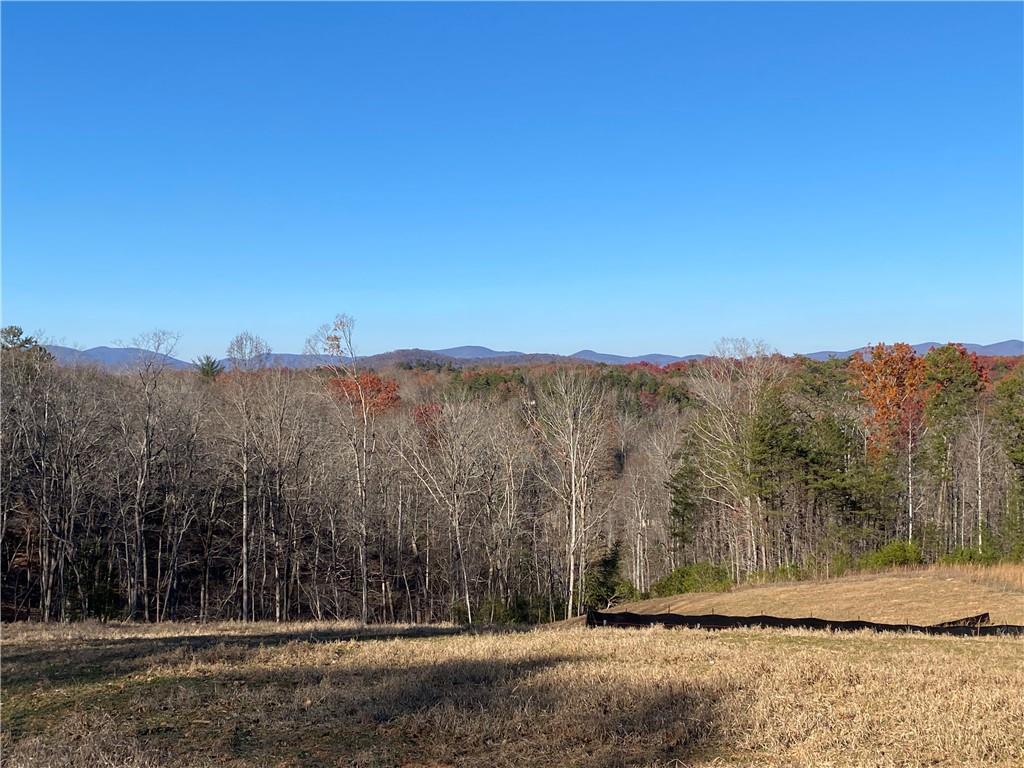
[41,339,1024,371]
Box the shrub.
[858,540,923,570]
[940,545,1001,566]
[650,563,731,597]
[829,551,855,578]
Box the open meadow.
[4,2,1024,766]
[4,566,1023,768]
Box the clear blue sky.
[3,2,1022,360]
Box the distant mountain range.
[45,345,195,370]
[801,340,1024,361]
[42,340,1024,372]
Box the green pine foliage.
[194,354,224,381]
[857,541,923,570]
[650,563,732,597]
[583,543,641,610]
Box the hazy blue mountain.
[962,340,1024,356]
[218,353,338,370]
[44,345,91,365]
[436,346,706,365]
[572,349,643,365]
[45,345,193,370]
[434,345,524,359]
[44,340,1023,371]
[802,339,1023,361]
[571,350,705,365]
[636,353,708,365]
[225,349,458,369]
[802,349,852,361]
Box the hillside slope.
[606,565,1024,625]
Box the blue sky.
[3,2,1022,360]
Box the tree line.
[2,321,1022,624]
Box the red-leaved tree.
[850,342,925,539]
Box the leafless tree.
[5,324,1023,626]
[530,369,607,619]
[223,330,270,620]
[392,392,488,622]
[306,314,392,624]
[688,338,784,577]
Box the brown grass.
[1,710,170,768]
[3,618,1022,767]
[610,563,1024,625]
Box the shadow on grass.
[5,627,731,767]
[2,623,477,688]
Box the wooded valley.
[3,319,1023,624]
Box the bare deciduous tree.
[530,370,607,619]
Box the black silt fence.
[585,609,1024,637]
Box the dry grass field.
[3,566,1023,768]
[607,563,1024,625]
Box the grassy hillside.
[3,620,1022,767]
[608,564,1024,625]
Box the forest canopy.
[3,324,1022,624]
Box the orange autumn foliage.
[850,342,925,455]
[327,372,400,416]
